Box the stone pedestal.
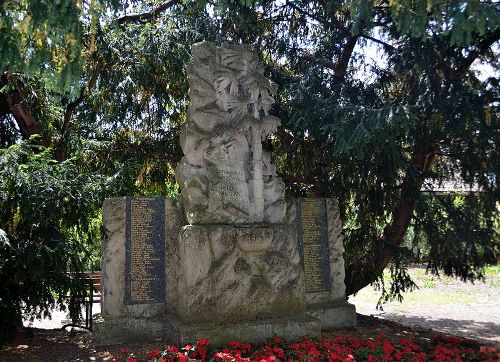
[167,222,319,343]
[292,198,356,329]
[95,196,355,346]
[95,42,355,346]
[306,303,357,330]
[165,314,320,346]
[176,223,304,323]
[94,197,184,346]
[94,316,166,345]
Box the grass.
[484,264,500,277]
[350,264,500,310]
[422,279,436,288]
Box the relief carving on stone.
[176,41,286,224]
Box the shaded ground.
[349,265,500,345]
[3,266,498,360]
[1,314,484,362]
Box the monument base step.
[306,302,357,330]
[93,314,165,346]
[165,314,321,345]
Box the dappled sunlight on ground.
[349,266,500,345]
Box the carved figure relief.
[176,42,286,224]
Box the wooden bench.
[63,271,101,331]
[82,271,101,330]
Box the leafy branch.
[115,0,180,25]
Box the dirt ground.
[2,266,498,361]
[349,266,500,345]
[1,314,479,362]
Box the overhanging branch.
[457,28,500,76]
[302,53,337,70]
[0,72,48,145]
[61,59,105,136]
[115,0,180,25]
[301,34,359,84]
[334,35,359,84]
[360,33,395,51]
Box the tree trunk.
[0,72,49,146]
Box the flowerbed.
[113,334,500,362]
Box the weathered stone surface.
[96,42,355,345]
[93,314,165,346]
[164,198,185,313]
[176,223,305,324]
[291,198,350,305]
[165,314,321,346]
[176,42,286,224]
[326,199,348,302]
[101,197,163,319]
[306,303,357,330]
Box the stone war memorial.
[94,42,356,346]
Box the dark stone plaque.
[125,197,166,305]
[295,198,331,293]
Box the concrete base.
[93,314,165,346]
[306,302,356,330]
[165,314,321,345]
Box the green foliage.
[0,141,111,342]
[416,195,497,280]
[0,0,124,92]
[228,0,499,297]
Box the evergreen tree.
[0,0,498,341]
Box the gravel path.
[349,266,500,345]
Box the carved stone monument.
[94,42,355,346]
[168,42,317,344]
[176,41,286,224]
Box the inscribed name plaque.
[295,198,331,292]
[125,197,166,305]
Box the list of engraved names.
[125,197,165,304]
[299,199,328,292]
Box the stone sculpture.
[95,42,355,346]
[176,42,286,224]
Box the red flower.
[273,346,285,358]
[198,338,210,347]
[214,352,235,361]
[146,349,162,359]
[167,345,179,353]
[383,340,394,355]
[228,340,242,349]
